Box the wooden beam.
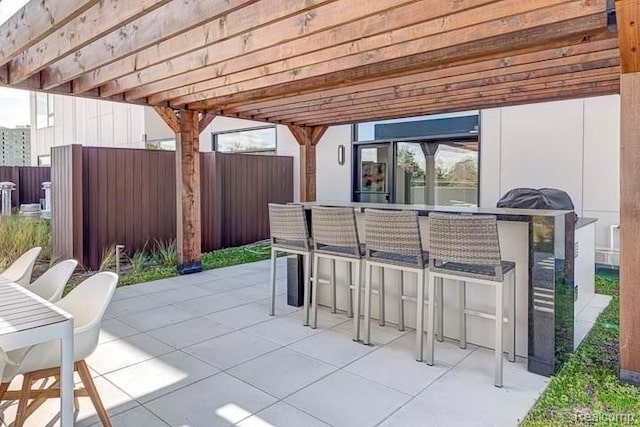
[186,6,609,110]
[616,0,640,73]
[91,0,346,97]
[113,0,495,101]
[620,72,640,385]
[293,81,619,126]
[153,106,180,133]
[39,0,258,90]
[7,0,171,85]
[223,36,618,114]
[264,66,620,123]
[288,125,327,202]
[252,53,619,121]
[0,0,99,67]
[175,109,202,273]
[174,0,604,106]
[198,113,216,134]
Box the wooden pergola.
[0,0,638,383]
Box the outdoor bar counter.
[287,201,597,377]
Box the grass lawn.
[523,276,640,426]
[108,241,273,286]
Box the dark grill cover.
[497,188,578,221]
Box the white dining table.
[0,277,74,426]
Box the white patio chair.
[28,259,78,303]
[0,247,42,286]
[0,271,118,427]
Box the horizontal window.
[213,127,276,154]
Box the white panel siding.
[499,99,585,215]
[480,95,620,249]
[479,108,502,207]
[277,125,301,202]
[30,95,156,160]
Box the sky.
[0,0,31,128]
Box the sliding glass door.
[354,140,479,205]
[395,140,478,206]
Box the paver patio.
[0,258,609,427]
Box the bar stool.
[426,212,516,388]
[268,203,313,325]
[310,206,363,340]
[363,209,439,361]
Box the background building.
[0,125,30,166]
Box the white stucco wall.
[316,125,353,202]
[479,95,620,249]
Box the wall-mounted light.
[338,144,345,165]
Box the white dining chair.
[0,271,118,427]
[0,247,42,286]
[28,260,78,303]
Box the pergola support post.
[616,0,640,386]
[619,72,640,385]
[288,125,328,202]
[154,107,214,274]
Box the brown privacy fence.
[0,166,51,207]
[51,145,293,269]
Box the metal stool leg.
[379,267,385,326]
[459,281,467,349]
[330,259,337,314]
[425,272,435,365]
[495,281,504,388]
[269,249,277,316]
[363,262,373,345]
[398,271,405,331]
[352,260,362,341]
[311,254,320,329]
[347,262,354,318]
[436,277,444,342]
[416,269,425,361]
[508,271,516,362]
[303,253,312,327]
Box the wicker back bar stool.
[363,209,440,361]
[426,212,516,388]
[268,203,313,325]
[311,206,363,340]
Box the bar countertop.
[300,201,572,218]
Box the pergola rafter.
[1,0,637,384]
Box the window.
[146,138,176,151]
[36,93,55,129]
[353,112,480,206]
[395,140,478,206]
[37,155,51,166]
[213,127,276,154]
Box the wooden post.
[620,72,640,385]
[175,109,202,273]
[288,125,327,202]
[617,0,640,385]
[154,107,210,274]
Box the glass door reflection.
[394,141,478,206]
[356,144,390,203]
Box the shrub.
[0,216,52,268]
[152,239,177,267]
